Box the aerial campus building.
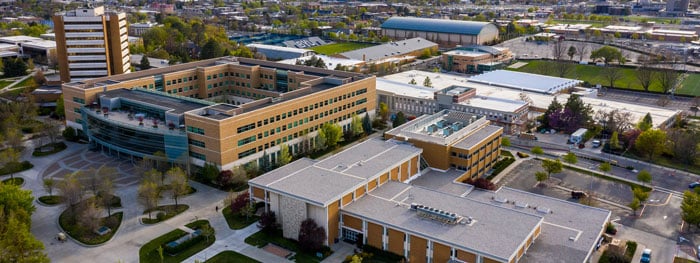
[380,17,500,47]
[249,110,611,263]
[53,5,131,83]
[62,57,376,170]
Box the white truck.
[569,128,588,144]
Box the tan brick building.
[249,110,610,263]
[62,57,376,170]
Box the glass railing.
[81,106,186,136]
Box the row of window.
[190,151,206,161]
[207,72,251,80]
[165,75,197,86]
[186,126,205,135]
[73,97,85,104]
[236,88,369,134]
[189,139,205,148]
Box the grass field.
[206,251,260,263]
[510,60,700,96]
[309,42,374,55]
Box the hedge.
[0,161,33,175]
[487,157,515,180]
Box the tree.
[43,119,61,145]
[168,167,189,207]
[575,41,589,62]
[230,192,250,214]
[200,39,224,59]
[97,176,115,216]
[202,162,220,183]
[531,146,544,156]
[320,123,342,149]
[682,190,700,228]
[553,61,574,78]
[241,201,256,220]
[602,66,623,88]
[423,76,432,87]
[629,198,641,215]
[501,137,511,147]
[59,171,84,216]
[656,68,680,94]
[0,147,20,180]
[393,111,407,127]
[408,78,417,85]
[667,129,700,165]
[549,95,594,133]
[200,224,214,243]
[298,218,326,253]
[55,94,65,119]
[351,114,364,137]
[43,178,55,196]
[79,198,104,232]
[0,183,48,263]
[637,170,652,185]
[551,39,566,61]
[541,159,563,178]
[3,58,28,77]
[590,46,625,65]
[138,180,159,219]
[633,187,649,203]
[379,102,389,121]
[610,131,621,150]
[638,113,653,131]
[562,152,578,165]
[535,171,548,184]
[278,143,292,166]
[539,98,562,130]
[635,61,656,92]
[635,129,667,161]
[258,211,279,234]
[362,113,372,135]
[33,70,46,86]
[140,55,151,69]
[599,162,612,174]
[567,45,577,61]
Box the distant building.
[129,22,160,37]
[246,43,316,60]
[380,17,499,47]
[53,5,131,83]
[667,0,690,15]
[337,37,437,63]
[442,45,513,73]
[0,36,57,64]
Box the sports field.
[509,60,700,96]
[309,42,375,55]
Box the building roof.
[339,37,436,62]
[467,70,582,94]
[342,182,544,262]
[453,124,502,150]
[278,54,364,68]
[375,78,438,100]
[456,96,528,113]
[249,138,422,206]
[468,187,611,263]
[381,16,495,36]
[247,43,315,60]
[382,70,679,128]
[386,110,495,146]
[101,88,213,114]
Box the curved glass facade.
[81,107,188,160]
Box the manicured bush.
[2,177,24,186]
[164,234,205,255]
[605,222,617,235]
[464,178,498,190]
[38,195,62,205]
[487,157,515,180]
[625,241,638,259]
[517,152,530,158]
[33,142,67,157]
[0,161,33,175]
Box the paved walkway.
[182,223,290,263]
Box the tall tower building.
[53,5,130,83]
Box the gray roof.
[452,125,502,150]
[467,187,611,263]
[247,43,316,60]
[101,89,211,114]
[339,37,437,62]
[467,70,583,95]
[381,17,495,36]
[248,138,422,206]
[342,182,543,262]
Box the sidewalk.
[182,222,292,263]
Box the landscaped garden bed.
[59,209,123,245]
[245,229,331,262]
[206,251,260,263]
[142,204,189,224]
[32,142,67,157]
[139,220,215,263]
[222,206,259,230]
[2,177,24,186]
[38,195,62,205]
[0,161,33,176]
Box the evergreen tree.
[200,39,224,59]
[423,76,432,87]
[638,113,653,131]
[393,111,407,127]
[409,78,417,85]
[362,112,372,135]
[539,98,562,129]
[4,58,28,77]
[278,144,292,166]
[140,55,151,69]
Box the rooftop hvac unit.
[536,207,551,214]
[515,201,529,208]
[494,196,508,203]
[436,119,447,128]
[443,127,453,136]
[452,122,463,131]
[426,124,438,133]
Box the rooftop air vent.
[494,196,508,203]
[536,207,551,214]
[515,201,528,208]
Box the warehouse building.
[249,110,610,263]
[380,17,499,47]
[62,57,376,170]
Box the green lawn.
[510,61,658,92]
[139,220,216,263]
[679,73,700,96]
[222,206,259,229]
[206,251,260,263]
[0,80,14,89]
[14,77,36,88]
[59,211,123,245]
[245,229,331,262]
[310,42,375,55]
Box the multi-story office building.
[249,110,611,263]
[53,5,131,83]
[62,57,376,170]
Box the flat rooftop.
[249,138,422,206]
[102,88,213,114]
[376,78,437,100]
[453,124,502,150]
[382,71,679,128]
[468,187,611,263]
[456,96,527,113]
[468,70,582,94]
[342,182,544,262]
[386,110,492,146]
[339,37,436,62]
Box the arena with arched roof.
[381,17,500,47]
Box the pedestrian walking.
[215,206,219,212]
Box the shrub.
[625,241,637,259]
[63,127,78,142]
[605,222,617,235]
[517,152,530,158]
[156,212,166,221]
[487,157,515,180]
[163,234,205,255]
[258,211,279,234]
[464,178,497,190]
[0,161,33,175]
[229,192,250,214]
[298,218,326,253]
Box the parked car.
[640,248,652,263]
[595,236,604,251]
[592,140,601,148]
[690,182,700,189]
